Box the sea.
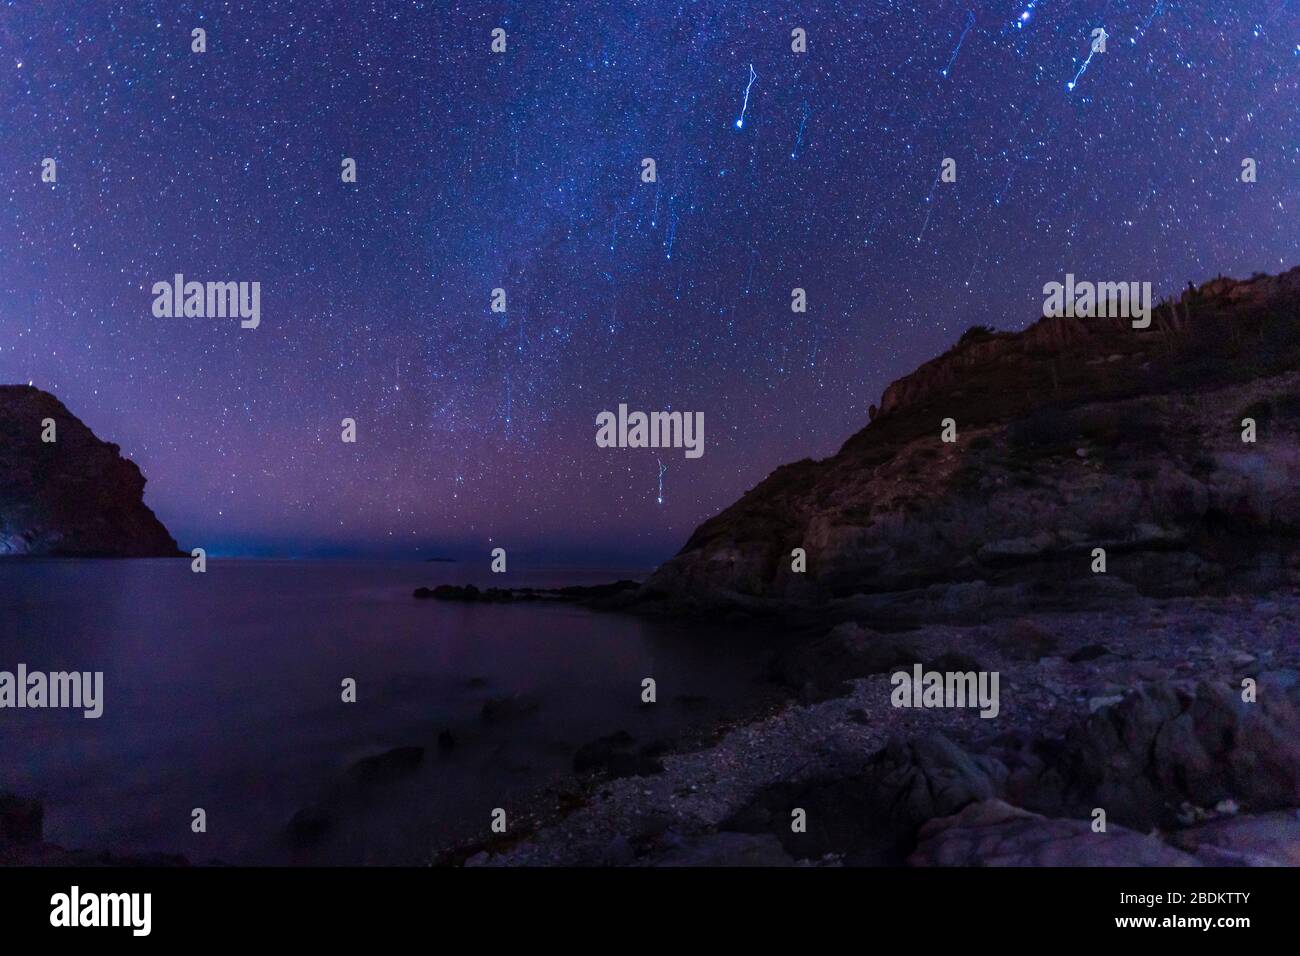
[0,559,769,864]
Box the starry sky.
[2,1,1298,564]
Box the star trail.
[735,62,758,130]
[1067,27,1107,91]
[941,10,977,78]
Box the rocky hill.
[643,268,1300,620]
[467,268,1300,869]
[0,385,182,556]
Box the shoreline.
[7,575,1298,867]
[444,591,1300,867]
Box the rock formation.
[0,385,181,556]
[907,799,1202,867]
[643,268,1300,618]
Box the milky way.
[1,1,1297,563]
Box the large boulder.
[909,799,1199,867]
[723,732,1009,864]
[866,733,1009,829]
[1016,673,1300,830]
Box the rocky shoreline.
[412,580,641,605]
[11,588,1295,867]
[427,267,1300,866]
[448,592,1300,866]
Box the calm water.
[0,559,768,864]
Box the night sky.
[2,1,1298,563]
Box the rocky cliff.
[644,268,1300,618]
[0,385,182,556]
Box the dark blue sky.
[2,1,1297,563]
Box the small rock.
[481,694,542,723]
[347,746,425,786]
[1088,695,1124,713]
